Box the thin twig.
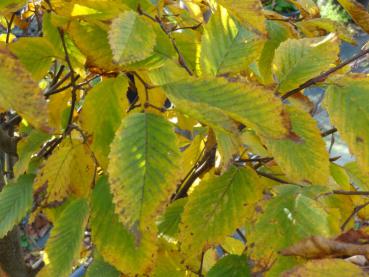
[6,13,16,44]
[198,251,205,277]
[341,201,369,231]
[321,128,338,137]
[257,171,303,187]
[236,229,247,244]
[282,48,369,100]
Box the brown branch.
[341,201,369,231]
[236,229,247,244]
[321,127,338,137]
[257,171,303,187]
[281,48,369,100]
[5,13,15,44]
[169,22,202,32]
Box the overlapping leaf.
[90,177,156,275]
[0,175,34,239]
[324,76,369,173]
[262,106,330,184]
[198,5,264,77]
[80,76,129,169]
[180,166,263,253]
[109,11,156,64]
[337,0,369,34]
[0,44,50,132]
[34,138,95,202]
[207,255,251,277]
[45,199,89,277]
[108,113,181,232]
[274,35,339,93]
[162,78,289,138]
[157,198,187,239]
[86,256,121,277]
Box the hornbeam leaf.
[262,106,330,184]
[109,11,156,64]
[86,256,121,277]
[157,198,187,239]
[337,0,369,34]
[45,199,89,277]
[162,78,289,139]
[198,5,264,77]
[91,177,156,275]
[207,255,251,277]
[108,113,181,231]
[324,76,369,173]
[218,0,266,34]
[248,185,339,272]
[273,35,339,93]
[34,139,95,203]
[0,44,51,132]
[0,175,34,239]
[283,259,366,276]
[80,76,129,169]
[180,166,263,253]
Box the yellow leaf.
[337,0,369,34]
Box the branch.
[341,201,369,231]
[321,127,337,137]
[5,13,15,44]
[281,48,369,100]
[256,171,303,187]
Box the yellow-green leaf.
[80,76,129,169]
[262,106,329,184]
[274,35,339,93]
[91,177,156,275]
[86,256,121,277]
[180,166,263,253]
[207,255,251,277]
[108,113,181,232]
[45,199,89,277]
[337,0,369,34]
[0,44,51,132]
[324,76,369,173]
[34,138,95,203]
[109,11,156,64]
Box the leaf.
[157,198,187,239]
[0,0,24,13]
[274,35,339,93]
[0,44,51,132]
[258,20,296,85]
[14,129,49,176]
[262,106,330,184]
[108,113,181,232]
[90,177,156,275]
[345,161,369,191]
[337,0,369,34]
[324,76,369,173]
[45,198,89,277]
[86,256,121,277]
[10,37,55,80]
[296,18,355,45]
[68,20,118,71]
[198,5,264,77]
[282,259,366,277]
[248,185,340,267]
[109,11,156,64]
[180,166,263,253]
[288,0,320,18]
[214,129,241,169]
[207,255,251,277]
[34,138,95,203]
[80,76,129,169]
[281,236,369,259]
[0,175,34,239]
[162,78,289,139]
[218,0,266,34]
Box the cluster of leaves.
[2,0,369,276]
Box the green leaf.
[90,177,156,275]
[180,166,263,253]
[10,37,55,81]
[345,161,369,191]
[0,0,24,13]
[324,76,369,173]
[248,185,339,270]
[0,175,33,239]
[80,76,129,169]
[273,35,339,93]
[157,198,187,239]
[0,44,51,132]
[283,259,366,276]
[86,256,121,277]
[109,11,156,64]
[262,106,330,184]
[162,78,289,138]
[198,5,263,77]
[108,113,181,232]
[45,198,89,277]
[207,255,251,277]
[34,138,95,203]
